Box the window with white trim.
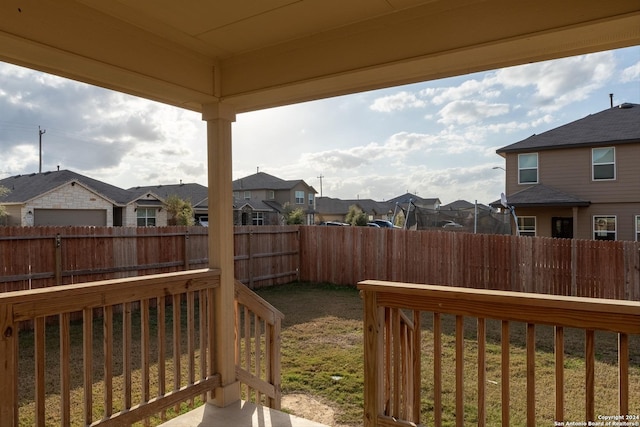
[308,193,314,206]
[593,216,616,240]
[233,191,239,199]
[252,212,264,225]
[295,191,304,204]
[592,147,615,180]
[635,216,640,241]
[518,153,538,184]
[136,208,156,227]
[517,216,536,236]
[244,191,251,200]
[268,190,275,200]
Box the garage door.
[34,209,107,226]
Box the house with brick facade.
[0,169,173,227]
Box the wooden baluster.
[526,323,535,427]
[187,291,195,407]
[83,308,93,425]
[60,312,71,425]
[173,294,181,413]
[477,318,486,427]
[455,315,464,427]
[555,326,564,423]
[157,297,166,420]
[35,317,45,427]
[141,299,150,425]
[501,320,510,427]
[434,312,442,427]
[585,329,595,422]
[411,310,421,424]
[103,305,113,418]
[618,333,629,415]
[124,302,132,410]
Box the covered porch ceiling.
[0,0,638,114]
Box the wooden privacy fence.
[2,225,639,300]
[0,225,300,293]
[300,226,640,300]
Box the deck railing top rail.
[358,279,640,426]
[1,268,220,321]
[358,279,640,334]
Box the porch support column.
[202,101,240,407]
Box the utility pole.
[317,174,324,197]
[39,126,46,173]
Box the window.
[268,190,275,200]
[592,147,615,180]
[136,208,156,227]
[295,191,304,204]
[518,153,538,184]
[244,191,251,200]
[593,216,616,240]
[636,216,640,241]
[308,193,314,206]
[252,212,264,225]
[517,216,536,236]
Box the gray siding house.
[492,103,640,241]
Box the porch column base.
[212,381,241,407]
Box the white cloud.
[421,77,500,105]
[621,61,640,83]
[437,100,510,125]
[496,51,616,112]
[369,91,426,112]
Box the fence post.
[248,230,253,289]
[0,303,17,426]
[571,239,577,297]
[55,234,62,286]
[184,231,190,270]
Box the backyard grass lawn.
[257,282,640,427]
[16,282,640,426]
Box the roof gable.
[128,183,209,206]
[0,170,132,205]
[497,103,640,154]
[232,172,316,193]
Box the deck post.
[363,290,383,427]
[0,303,17,425]
[203,101,240,406]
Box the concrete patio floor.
[159,400,330,427]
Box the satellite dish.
[500,193,508,208]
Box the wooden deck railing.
[0,269,284,426]
[358,280,640,427]
[235,279,284,409]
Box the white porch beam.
[202,102,240,406]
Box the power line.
[39,126,46,173]
[317,174,324,197]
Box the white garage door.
[34,209,107,226]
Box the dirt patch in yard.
[282,393,352,427]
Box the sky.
[0,46,638,205]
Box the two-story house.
[492,103,640,241]
[232,172,317,225]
